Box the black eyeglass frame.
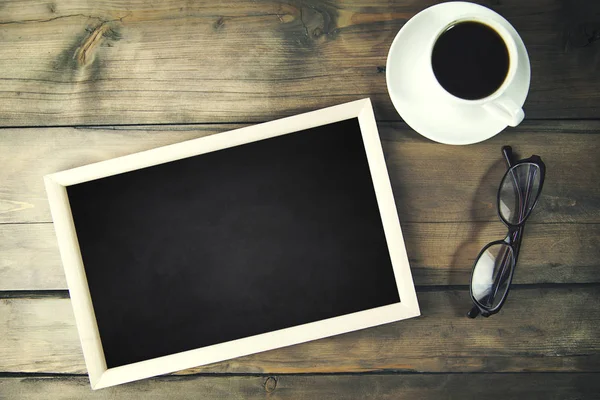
[467,146,546,318]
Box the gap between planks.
[0,119,599,131]
[1,282,599,299]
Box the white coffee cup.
[424,17,524,127]
[386,2,531,145]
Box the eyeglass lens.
[498,162,541,226]
[472,243,515,310]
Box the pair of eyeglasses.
[468,146,546,318]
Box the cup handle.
[482,95,525,127]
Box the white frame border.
[45,98,420,389]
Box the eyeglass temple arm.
[480,167,529,317]
[487,244,513,306]
[474,226,524,318]
[510,225,525,265]
[469,144,513,319]
[502,146,514,168]
[519,161,538,227]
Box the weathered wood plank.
[1,121,598,224]
[1,288,598,374]
[1,222,598,290]
[1,374,599,399]
[0,224,62,290]
[406,222,600,286]
[0,0,599,126]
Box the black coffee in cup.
[431,21,510,100]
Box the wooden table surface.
[1,0,599,398]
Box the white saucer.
[386,2,531,145]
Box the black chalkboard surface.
[67,117,401,368]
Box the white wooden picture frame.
[45,98,420,389]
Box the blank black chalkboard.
[67,118,400,368]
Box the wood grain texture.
[1,374,599,399]
[1,222,598,290]
[0,0,599,126]
[0,224,63,290]
[1,0,598,396]
[2,287,599,374]
[1,121,598,224]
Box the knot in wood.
[264,376,277,393]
